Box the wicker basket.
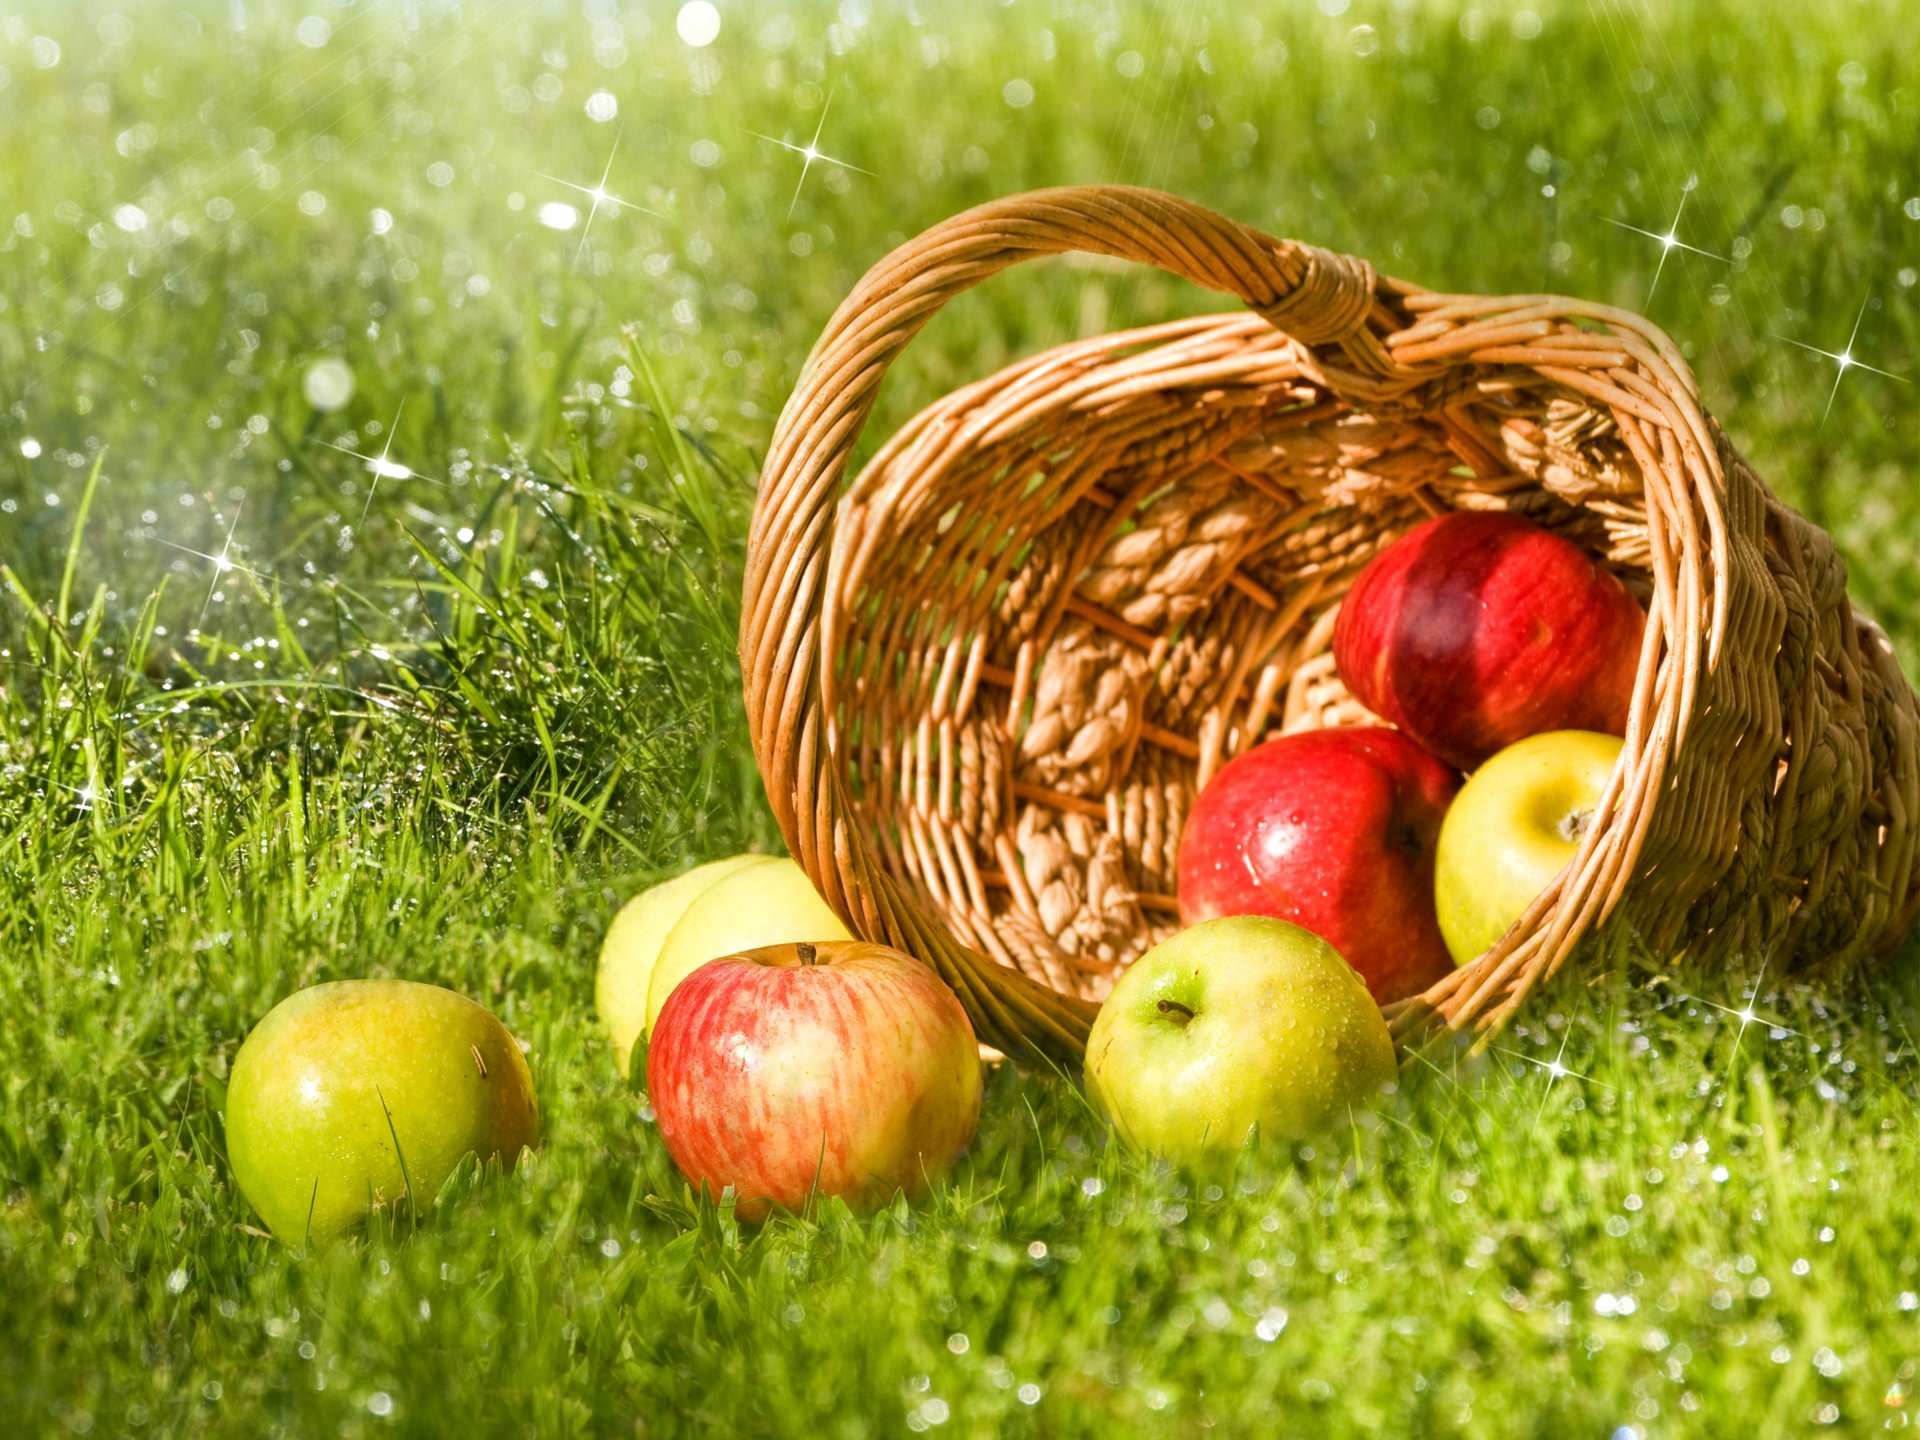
[741,185,1920,1065]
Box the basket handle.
[741,186,1387,1060]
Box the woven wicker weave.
[741,185,1920,1065]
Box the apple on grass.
[647,940,982,1220]
[1434,729,1625,965]
[1333,510,1646,770]
[224,980,539,1243]
[1176,727,1460,1004]
[1086,916,1397,1162]
[643,856,852,1039]
[596,853,771,1078]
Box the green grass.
[4,1,1920,1434]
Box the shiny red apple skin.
[1332,511,1646,770]
[1176,727,1460,1003]
[647,941,982,1222]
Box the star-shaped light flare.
[747,81,873,220]
[154,492,269,623]
[318,402,450,527]
[1603,181,1728,303]
[1776,291,1911,427]
[534,127,662,268]
[50,778,99,815]
[1683,981,1802,1066]
[1494,1028,1610,1118]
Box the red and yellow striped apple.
[646,940,981,1221]
[1176,727,1460,1003]
[1333,511,1645,770]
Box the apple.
[596,854,771,1078]
[647,940,982,1220]
[1086,915,1396,1160]
[1332,510,1645,770]
[1176,727,1460,1003]
[224,980,540,1243]
[1434,729,1624,965]
[644,857,853,1034]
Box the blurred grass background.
[2,2,1918,1436]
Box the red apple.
[647,940,982,1221]
[1332,511,1645,770]
[1176,727,1459,1003]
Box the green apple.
[1434,729,1624,965]
[224,980,540,1243]
[1085,916,1396,1160]
[644,857,854,1033]
[596,854,771,1077]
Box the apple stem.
[1157,998,1196,1024]
[796,942,817,966]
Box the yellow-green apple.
[647,940,981,1220]
[1086,916,1396,1160]
[644,857,852,1033]
[1434,729,1624,964]
[596,854,770,1077]
[224,980,539,1243]
[1176,727,1460,1003]
[1333,511,1645,769]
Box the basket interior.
[821,310,1653,1003]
